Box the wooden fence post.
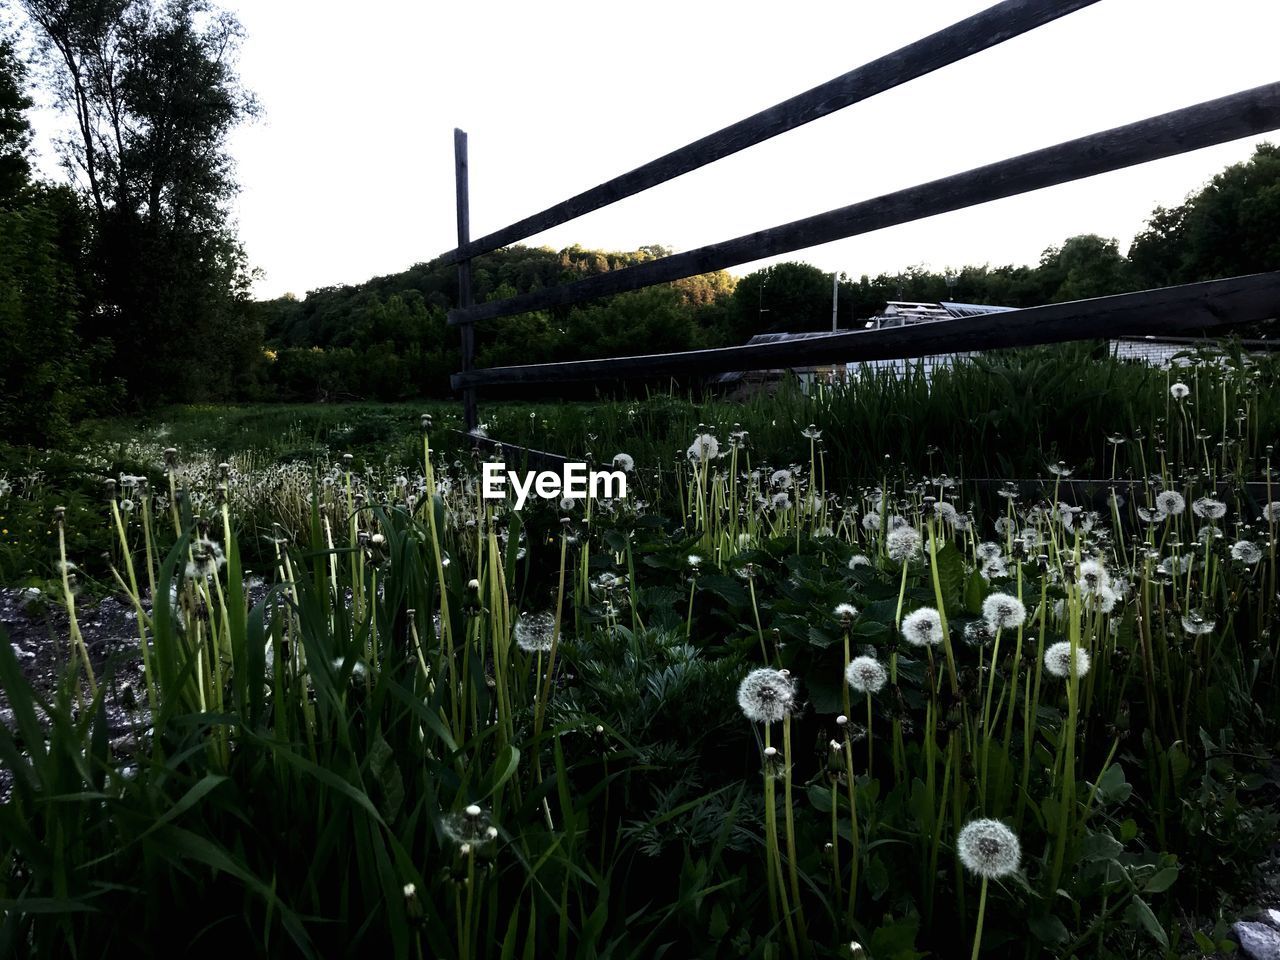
[455,128,477,432]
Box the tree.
[0,31,33,205]
[1035,234,1131,302]
[21,0,259,402]
[1130,143,1280,288]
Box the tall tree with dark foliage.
[21,0,261,403]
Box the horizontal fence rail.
[451,272,1280,388]
[449,82,1280,328]
[435,0,1101,267]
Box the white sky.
[27,0,1280,299]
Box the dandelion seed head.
[1155,491,1186,516]
[737,668,797,723]
[886,526,922,562]
[957,819,1021,879]
[848,554,871,570]
[442,806,494,847]
[1170,382,1190,400]
[612,453,634,472]
[514,612,555,652]
[982,593,1026,630]
[1044,641,1091,679]
[1077,559,1110,595]
[845,656,887,694]
[834,602,858,619]
[1231,540,1262,565]
[686,433,721,462]
[976,542,1003,562]
[1181,611,1216,635]
[902,607,943,647]
[184,538,226,581]
[1192,497,1226,520]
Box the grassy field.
[1,341,1278,958]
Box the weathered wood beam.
[448,83,1280,327]
[434,0,1101,266]
[450,272,1280,387]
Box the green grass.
[1,340,1277,958]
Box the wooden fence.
[438,0,1280,434]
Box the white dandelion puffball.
[976,541,1003,562]
[1155,490,1186,516]
[845,656,887,695]
[848,554,871,570]
[686,433,720,462]
[514,612,555,652]
[1044,641,1091,679]
[1264,502,1280,523]
[1077,559,1110,596]
[1137,505,1168,524]
[886,526,922,562]
[1170,382,1190,399]
[980,557,1009,582]
[982,593,1026,630]
[1181,611,1216,636]
[957,819,1021,879]
[769,469,793,489]
[612,453,634,472]
[1231,540,1262,565]
[834,602,859,619]
[902,607,943,647]
[737,668,797,723]
[1192,497,1226,520]
[860,512,881,531]
[184,537,226,581]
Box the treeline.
[3,0,1279,439]
[0,2,260,446]
[261,141,1280,401]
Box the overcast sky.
[31,0,1280,299]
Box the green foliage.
[21,0,261,405]
[1130,142,1280,288]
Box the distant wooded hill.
[253,144,1280,402]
